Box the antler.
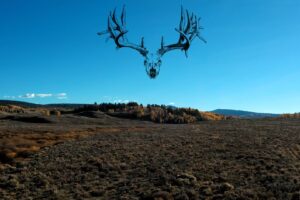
[98,6,149,57]
[158,6,206,57]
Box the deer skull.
[98,6,206,79]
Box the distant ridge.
[211,109,280,119]
[0,100,40,108]
[0,100,88,109]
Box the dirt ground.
[0,112,299,199]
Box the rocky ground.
[0,113,299,199]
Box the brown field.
[0,112,299,199]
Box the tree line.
[72,102,227,124]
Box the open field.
[0,112,299,199]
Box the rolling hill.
[211,109,280,119]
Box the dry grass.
[0,112,151,166]
[0,131,91,164]
[0,112,299,199]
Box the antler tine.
[184,10,191,34]
[107,15,115,39]
[196,16,199,28]
[190,13,194,26]
[141,37,145,48]
[192,15,197,33]
[179,6,185,31]
[194,15,199,31]
[111,8,122,31]
[193,15,198,27]
[97,30,109,36]
[197,35,207,43]
[195,15,206,43]
[185,50,188,57]
[121,5,126,26]
[178,7,187,43]
[198,18,204,29]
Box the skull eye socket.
[144,60,148,66]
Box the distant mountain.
[167,105,177,110]
[211,109,280,119]
[0,100,40,108]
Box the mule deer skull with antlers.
[98,6,206,79]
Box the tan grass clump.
[0,105,25,113]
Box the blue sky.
[0,0,299,113]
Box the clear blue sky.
[0,0,299,113]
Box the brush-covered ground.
[0,112,299,199]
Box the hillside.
[0,100,225,123]
[212,109,280,119]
